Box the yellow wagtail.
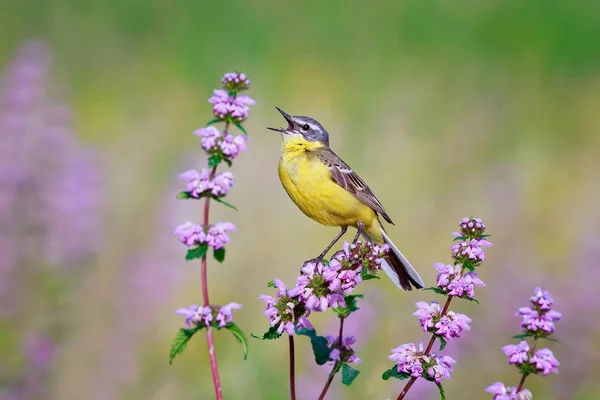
[267,107,424,290]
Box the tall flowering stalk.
[486,288,561,399]
[382,218,491,400]
[256,232,391,399]
[169,73,253,400]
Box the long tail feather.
[364,229,424,290]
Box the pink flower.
[530,287,554,311]
[194,126,222,151]
[447,271,485,298]
[426,354,455,383]
[175,304,212,327]
[502,341,530,365]
[434,311,472,340]
[259,278,312,336]
[215,302,242,327]
[205,222,236,249]
[485,382,532,400]
[180,168,212,197]
[517,306,561,334]
[220,134,248,159]
[174,221,205,247]
[413,301,441,331]
[388,343,425,378]
[326,335,361,364]
[451,238,492,263]
[211,171,234,196]
[530,348,559,376]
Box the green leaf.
[251,326,281,340]
[424,287,445,295]
[341,363,360,386]
[169,327,201,364]
[381,367,411,381]
[186,245,208,261]
[333,294,363,318]
[176,191,195,200]
[436,382,446,400]
[234,122,247,135]
[453,236,467,241]
[223,158,232,167]
[208,155,222,167]
[540,336,561,343]
[212,196,238,210]
[225,323,248,360]
[438,336,447,351]
[462,296,480,304]
[362,273,379,280]
[267,280,277,288]
[213,247,226,263]
[512,333,533,340]
[207,119,221,125]
[462,262,476,272]
[296,328,331,365]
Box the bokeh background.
[2,1,599,399]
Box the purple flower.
[209,89,255,122]
[222,72,250,91]
[175,304,212,328]
[455,217,487,238]
[414,301,441,331]
[211,172,234,196]
[447,271,485,298]
[215,302,242,327]
[194,126,221,152]
[326,335,361,364]
[174,221,205,246]
[434,263,458,290]
[530,287,553,311]
[502,341,530,365]
[180,168,212,197]
[388,343,425,378]
[530,348,559,376]
[486,383,532,400]
[260,278,311,335]
[219,133,247,159]
[205,222,236,249]
[451,238,492,263]
[425,354,455,383]
[517,306,561,334]
[434,311,472,340]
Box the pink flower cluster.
[176,302,242,328]
[435,263,485,299]
[259,241,388,335]
[221,72,250,91]
[180,168,234,197]
[502,341,559,375]
[486,383,532,400]
[517,287,562,335]
[413,301,472,340]
[451,238,492,263]
[388,343,456,383]
[174,221,236,249]
[259,279,313,335]
[209,90,255,122]
[326,335,361,364]
[195,126,248,160]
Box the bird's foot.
[300,256,325,274]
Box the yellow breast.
[277,137,376,228]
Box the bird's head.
[267,107,330,147]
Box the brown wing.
[316,148,394,224]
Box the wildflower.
[260,278,312,335]
[388,343,425,378]
[180,169,212,197]
[221,72,250,91]
[502,341,530,365]
[451,238,492,263]
[175,304,212,328]
[455,217,486,238]
[486,383,533,400]
[425,355,455,383]
[174,222,205,247]
[211,172,234,196]
[195,126,222,152]
[209,89,256,122]
[219,133,247,159]
[446,271,485,298]
[434,263,459,290]
[215,302,243,327]
[516,306,561,335]
[174,221,236,249]
[205,222,237,249]
[326,335,361,364]
[529,348,559,376]
[530,287,553,311]
[434,311,472,340]
[414,301,442,331]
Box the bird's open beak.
[267,107,295,133]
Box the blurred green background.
[2,0,600,399]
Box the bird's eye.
[302,124,310,131]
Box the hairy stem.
[289,335,296,400]
[397,296,453,400]
[201,121,229,400]
[318,317,345,400]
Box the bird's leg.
[312,226,348,263]
[352,221,365,245]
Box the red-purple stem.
[397,296,454,400]
[318,317,345,400]
[289,335,297,400]
[201,120,230,400]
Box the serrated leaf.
[186,245,208,261]
[213,247,226,263]
[424,287,445,295]
[251,326,282,340]
[381,367,410,381]
[341,363,360,386]
[212,196,238,210]
[333,294,363,318]
[207,119,221,125]
[512,333,533,340]
[208,155,222,167]
[234,122,247,135]
[296,328,331,365]
[176,191,195,200]
[225,323,248,360]
[169,327,201,364]
[439,336,447,351]
[436,382,446,400]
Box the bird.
[267,107,424,290]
